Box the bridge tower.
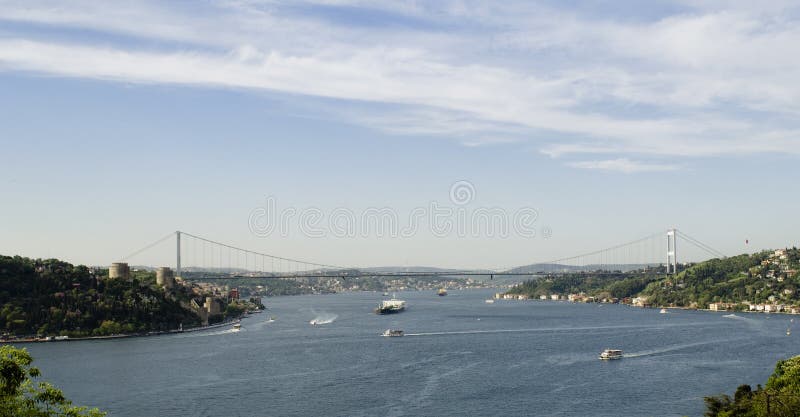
[666,228,677,274]
[176,231,181,278]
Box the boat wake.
[404,324,664,337]
[722,313,761,324]
[247,317,277,330]
[310,313,338,325]
[722,313,765,327]
[405,328,586,337]
[174,328,240,338]
[623,338,742,358]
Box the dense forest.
[0,255,200,337]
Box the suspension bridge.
[116,228,727,281]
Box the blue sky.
[0,0,798,269]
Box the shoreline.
[0,317,242,345]
[498,297,800,315]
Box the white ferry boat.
[599,349,623,360]
[375,297,406,314]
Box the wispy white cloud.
[0,0,799,166]
[567,158,680,174]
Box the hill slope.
[506,247,800,309]
[643,249,799,308]
[0,255,200,337]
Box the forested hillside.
[505,248,800,310]
[0,255,199,337]
[644,249,800,308]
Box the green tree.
[0,345,106,417]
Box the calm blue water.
[23,290,800,416]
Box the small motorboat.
[232,322,242,331]
[381,329,404,337]
[660,308,668,314]
[485,299,495,304]
[599,349,623,360]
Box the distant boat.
[232,322,242,331]
[660,308,668,314]
[382,292,389,297]
[787,328,791,336]
[437,288,448,296]
[381,329,404,337]
[599,349,623,360]
[267,316,276,322]
[485,299,495,304]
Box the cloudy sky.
[1,0,798,269]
